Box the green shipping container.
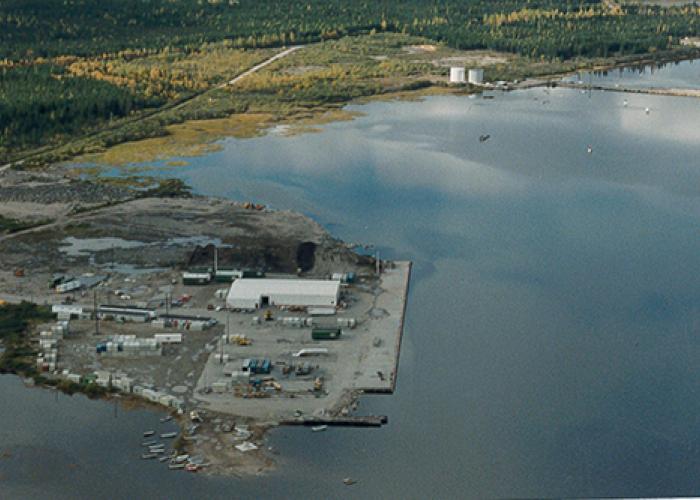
[311,328,342,340]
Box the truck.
[311,327,342,341]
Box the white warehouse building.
[226,279,341,310]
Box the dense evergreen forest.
[3,0,700,61]
[0,65,163,153]
[3,0,700,160]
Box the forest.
[3,0,700,161]
[0,64,163,154]
[3,0,700,61]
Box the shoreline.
[5,43,700,171]
[0,182,413,478]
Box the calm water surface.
[566,57,700,89]
[3,66,700,499]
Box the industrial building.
[226,279,341,310]
[157,314,214,331]
[97,305,156,322]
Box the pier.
[280,415,389,427]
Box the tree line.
[4,0,700,159]
[2,1,700,61]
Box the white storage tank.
[449,67,466,83]
[468,68,484,85]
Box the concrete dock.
[192,261,412,421]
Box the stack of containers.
[281,317,307,328]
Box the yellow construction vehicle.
[230,334,252,346]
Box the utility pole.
[93,289,99,337]
[221,312,229,365]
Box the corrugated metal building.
[226,279,340,310]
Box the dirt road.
[1,45,304,171]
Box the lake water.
[565,57,700,89]
[4,65,700,498]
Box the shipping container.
[311,327,342,340]
[154,333,182,344]
[182,272,211,285]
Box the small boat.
[311,425,328,432]
[174,454,189,463]
[168,463,186,470]
[149,447,165,453]
[143,430,155,437]
[160,416,173,423]
[160,432,177,439]
[141,440,157,447]
[587,145,593,154]
[479,134,490,143]
[645,107,651,115]
[343,477,357,486]
[185,464,199,472]
[623,99,628,107]
[159,456,170,463]
[141,453,157,460]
